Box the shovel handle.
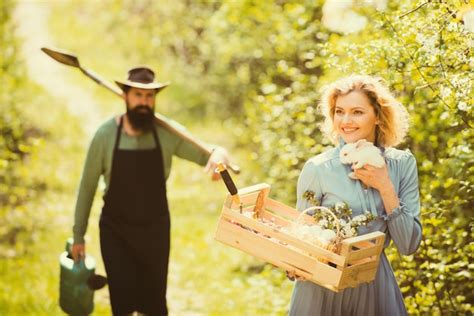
[216,162,238,195]
[41,47,242,174]
[80,68,123,97]
[216,162,242,209]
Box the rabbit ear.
[354,139,369,149]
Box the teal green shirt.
[73,116,210,243]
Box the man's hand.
[71,243,86,262]
[204,147,231,181]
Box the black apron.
[100,116,170,315]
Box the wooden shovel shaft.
[80,68,123,96]
[83,69,240,173]
[84,67,241,173]
[41,46,240,174]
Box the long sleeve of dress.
[383,153,422,255]
[296,160,323,212]
[290,147,419,316]
[73,132,104,244]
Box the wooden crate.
[214,183,385,292]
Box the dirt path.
[13,2,113,314]
[13,2,205,315]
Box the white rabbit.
[339,139,385,179]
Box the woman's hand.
[286,270,306,282]
[352,164,390,191]
[353,164,400,214]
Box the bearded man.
[71,67,231,315]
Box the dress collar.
[336,136,386,154]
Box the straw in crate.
[213,164,386,292]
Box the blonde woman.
[289,75,422,315]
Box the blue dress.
[289,142,422,316]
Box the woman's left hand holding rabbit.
[353,164,400,214]
[352,164,390,191]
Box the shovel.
[41,47,240,174]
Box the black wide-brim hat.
[115,67,169,92]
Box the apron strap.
[114,115,124,151]
[151,121,160,149]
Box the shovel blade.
[41,47,80,68]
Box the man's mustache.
[133,105,153,113]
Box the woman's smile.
[334,90,378,144]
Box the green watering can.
[59,239,107,315]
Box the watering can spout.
[87,274,108,290]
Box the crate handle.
[252,190,266,219]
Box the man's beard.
[126,104,155,131]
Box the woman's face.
[333,90,378,144]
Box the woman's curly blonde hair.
[319,75,409,147]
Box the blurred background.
[1,0,472,315]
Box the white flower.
[458,102,468,111]
[440,86,452,99]
[463,9,474,33]
[352,214,367,224]
[447,22,461,33]
[342,225,354,238]
[416,34,437,53]
[318,219,329,228]
[335,202,345,210]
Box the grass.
[164,125,295,315]
[0,117,294,315]
[2,2,295,314]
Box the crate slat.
[339,260,380,288]
[346,244,384,263]
[265,198,302,219]
[238,192,262,206]
[258,209,293,229]
[222,208,346,266]
[341,231,385,247]
[214,183,386,292]
[215,218,343,289]
[215,218,314,278]
[237,183,271,196]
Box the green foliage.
[0,0,46,257]
[3,0,472,314]
[155,0,472,313]
[0,0,85,258]
[319,2,473,314]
